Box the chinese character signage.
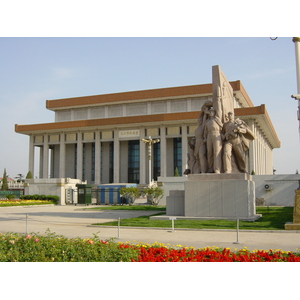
[119,130,140,138]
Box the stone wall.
[159,174,300,207]
[24,178,83,205]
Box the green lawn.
[92,206,294,230]
[85,205,166,211]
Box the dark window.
[82,143,86,181]
[153,142,160,180]
[109,141,114,183]
[91,142,95,182]
[173,137,182,175]
[128,140,140,183]
[74,144,77,178]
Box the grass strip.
[84,205,166,211]
[92,207,293,230]
[0,200,56,207]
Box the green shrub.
[120,186,141,205]
[0,231,139,262]
[5,194,15,200]
[25,171,33,179]
[144,186,164,206]
[20,194,59,203]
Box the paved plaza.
[1,205,300,252]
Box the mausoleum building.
[15,80,280,184]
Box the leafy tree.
[120,186,141,205]
[1,168,9,191]
[26,171,33,179]
[15,173,24,182]
[144,181,164,206]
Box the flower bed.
[130,244,300,262]
[0,200,56,207]
[1,232,300,262]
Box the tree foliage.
[26,171,33,179]
[1,168,9,191]
[144,181,164,206]
[120,186,141,205]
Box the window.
[153,142,160,180]
[173,138,182,175]
[128,140,140,183]
[109,142,114,183]
[82,143,86,181]
[91,142,95,182]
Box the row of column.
[28,121,272,179]
[28,125,189,183]
[248,119,273,175]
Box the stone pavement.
[1,205,300,252]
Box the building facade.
[15,81,280,184]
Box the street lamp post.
[141,136,160,184]
[292,37,300,128]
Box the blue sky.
[1,36,299,178]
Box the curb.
[86,225,300,233]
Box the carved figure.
[194,112,208,173]
[222,112,255,173]
[187,138,200,174]
[186,66,255,175]
[204,107,223,173]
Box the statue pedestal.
[183,174,260,220]
[156,173,261,221]
[285,189,300,230]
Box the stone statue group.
[185,99,255,175]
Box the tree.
[15,173,24,182]
[1,168,9,191]
[144,181,164,206]
[120,186,141,205]
[174,167,180,177]
[26,171,33,179]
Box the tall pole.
[141,136,160,184]
[292,38,300,131]
[148,141,151,184]
[293,37,300,94]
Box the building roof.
[235,105,281,148]
[45,80,254,110]
[15,105,280,148]
[15,82,280,149]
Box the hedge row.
[20,194,59,203]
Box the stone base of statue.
[152,173,261,221]
[285,188,300,230]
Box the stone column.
[39,146,43,178]
[95,130,101,184]
[248,119,255,174]
[139,129,146,184]
[113,129,120,183]
[160,125,167,177]
[59,132,65,178]
[76,132,83,180]
[42,134,49,178]
[28,135,35,177]
[181,125,188,173]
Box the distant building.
[0,177,24,190]
[15,80,280,184]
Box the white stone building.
[15,80,280,185]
